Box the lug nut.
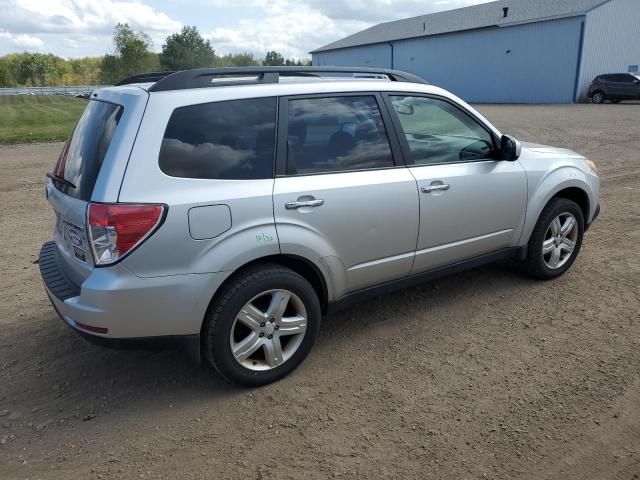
[259,333,264,338]
[274,325,279,330]
[269,318,275,323]
[260,322,265,327]
[268,334,273,339]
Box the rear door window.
[285,96,394,175]
[159,97,277,180]
[54,100,123,201]
[610,74,632,83]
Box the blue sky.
[0,0,491,59]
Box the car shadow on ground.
[320,262,535,336]
[0,261,536,432]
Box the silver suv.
[39,67,600,386]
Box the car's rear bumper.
[39,241,225,340]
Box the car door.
[609,74,635,99]
[625,74,640,98]
[383,94,527,273]
[273,93,419,296]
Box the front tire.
[522,198,584,280]
[202,265,321,387]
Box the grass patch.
[0,95,87,144]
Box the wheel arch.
[201,254,330,337]
[551,186,590,221]
[520,174,593,246]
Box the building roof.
[311,0,609,53]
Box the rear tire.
[591,91,605,104]
[202,265,321,387]
[521,198,584,280]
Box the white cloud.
[205,0,492,59]
[0,0,493,58]
[63,38,78,49]
[0,0,181,35]
[208,4,367,59]
[0,0,182,56]
[12,33,45,49]
[296,0,486,22]
[0,30,44,50]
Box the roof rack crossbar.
[137,66,427,92]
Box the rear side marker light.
[75,321,109,335]
[87,203,165,266]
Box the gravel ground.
[0,104,638,480]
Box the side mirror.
[394,103,414,115]
[500,135,522,161]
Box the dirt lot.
[0,104,639,480]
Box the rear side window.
[286,96,394,175]
[159,97,277,180]
[610,74,634,83]
[55,100,123,201]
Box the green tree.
[0,58,16,87]
[263,50,285,66]
[0,53,104,87]
[215,53,259,67]
[69,57,102,84]
[15,53,61,86]
[100,23,160,84]
[160,26,216,70]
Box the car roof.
[95,68,502,139]
[140,78,445,100]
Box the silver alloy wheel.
[230,289,307,371]
[542,212,578,269]
[592,92,604,104]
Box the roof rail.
[115,71,175,86]
[135,66,427,92]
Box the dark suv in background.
[589,73,640,104]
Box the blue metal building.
[311,0,640,103]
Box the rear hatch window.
[53,100,123,201]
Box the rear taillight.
[87,203,165,266]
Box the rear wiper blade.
[47,172,76,189]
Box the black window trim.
[275,92,405,177]
[380,92,500,168]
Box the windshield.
[53,100,123,201]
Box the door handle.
[421,184,450,193]
[285,199,325,209]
